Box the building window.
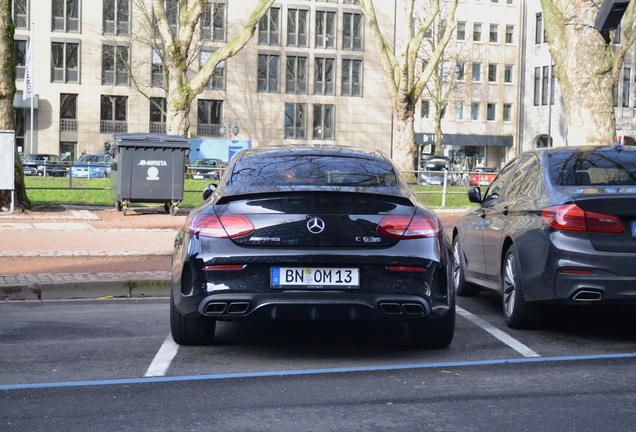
[471,102,480,120]
[315,10,336,49]
[487,103,496,121]
[52,0,80,32]
[505,25,514,44]
[200,50,226,90]
[455,62,465,81]
[287,8,308,47]
[100,95,128,133]
[60,94,78,132]
[455,102,463,120]
[421,100,430,118]
[342,0,360,3]
[15,39,27,80]
[152,48,164,88]
[314,57,335,95]
[487,64,497,82]
[342,58,362,96]
[201,1,226,42]
[197,99,223,136]
[503,103,512,122]
[342,12,363,50]
[149,97,166,133]
[51,42,79,83]
[457,22,466,40]
[472,63,481,82]
[103,0,130,35]
[504,65,513,83]
[533,67,540,106]
[535,13,543,44]
[257,53,279,92]
[286,55,308,94]
[623,68,630,107]
[489,24,498,43]
[541,65,549,105]
[285,103,306,139]
[259,6,280,45]
[13,0,29,29]
[473,23,482,42]
[102,44,130,86]
[313,104,335,140]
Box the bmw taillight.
[377,215,441,239]
[541,204,625,234]
[186,213,255,238]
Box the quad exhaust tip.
[204,301,251,315]
[379,302,425,316]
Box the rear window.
[230,155,397,187]
[548,148,636,186]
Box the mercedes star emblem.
[307,217,325,234]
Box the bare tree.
[421,14,471,157]
[540,0,636,145]
[129,0,276,136]
[360,0,458,172]
[0,0,30,211]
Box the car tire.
[502,245,542,329]
[452,237,481,296]
[170,290,217,346]
[408,300,455,349]
[115,201,122,211]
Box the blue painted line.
[2,352,636,391]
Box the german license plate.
[632,220,636,237]
[271,267,359,288]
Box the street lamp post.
[219,119,239,141]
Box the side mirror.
[467,186,482,203]
[202,183,217,201]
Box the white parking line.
[145,334,179,377]
[457,306,541,358]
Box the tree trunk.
[392,109,417,172]
[0,0,31,211]
[552,33,616,145]
[541,0,618,146]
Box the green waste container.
[109,133,189,216]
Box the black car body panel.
[454,145,636,326]
[172,145,454,346]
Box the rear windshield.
[230,155,397,187]
[548,148,636,186]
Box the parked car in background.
[469,166,497,186]
[70,153,111,178]
[21,154,67,177]
[418,156,451,186]
[171,145,455,348]
[190,158,224,180]
[452,144,636,329]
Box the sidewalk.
[0,205,178,300]
[0,205,465,301]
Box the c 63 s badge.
[356,236,381,243]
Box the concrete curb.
[0,278,170,301]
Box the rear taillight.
[186,213,255,238]
[542,204,624,234]
[377,215,441,239]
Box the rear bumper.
[194,292,440,322]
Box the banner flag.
[23,40,34,100]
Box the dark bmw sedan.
[452,144,636,329]
[171,145,454,348]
